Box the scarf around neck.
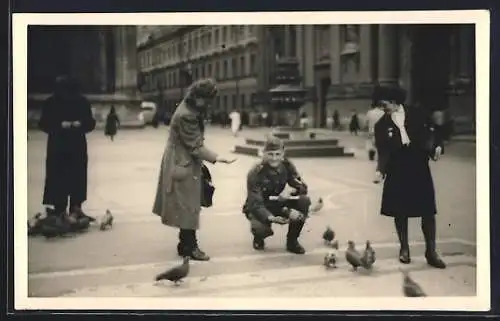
[391,105,411,146]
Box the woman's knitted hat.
[187,78,218,100]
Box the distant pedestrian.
[349,110,360,135]
[152,78,237,261]
[366,102,385,180]
[229,107,241,137]
[332,110,340,130]
[38,76,96,230]
[373,85,446,269]
[105,106,120,141]
[299,111,309,129]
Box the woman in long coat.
[105,106,120,141]
[373,86,446,269]
[39,76,96,219]
[152,78,236,261]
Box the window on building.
[232,57,238,78]
[223,95,228,110]
[207,33,212,49]
[223,60,228,79]
[249,25,255,36]
[214,61,219,79]
[250,53,256,74]
[207,63,211,77]
[214,29,219,46]
[241,94,246,108]
[215,96,220,109]
[222,26,227,43]
[232,94,237,108]
[201,64,205,78]
[240,56,246,77]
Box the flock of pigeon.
[27,208,114,238]
[154,200,427,297]
[27,197,426,297]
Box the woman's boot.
[422,216,446,269]
[395,217,411,264]
[183,229,210,261]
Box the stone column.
[359,25,371,83]
[329,25,341,86]
[459,25,473,79]
[303,25,314,87]
[377,25,398,87]
[296,25,304,79]
[114,26,139,96]
[284,25,291,57]
[98,29,108,93]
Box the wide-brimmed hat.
[372,85,407,105]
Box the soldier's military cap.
[263,134,284,152]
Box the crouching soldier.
[242,135,311,254]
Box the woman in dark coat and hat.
[152,78,236,261]
[373,85,446,269]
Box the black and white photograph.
[14,11,489,311]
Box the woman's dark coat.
[39,91,96,207]
[374,105,444,218]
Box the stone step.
[245,138,339,147]
[233,144,355,158]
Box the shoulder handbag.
[201,163,215,208]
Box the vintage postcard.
[13,10,490,311]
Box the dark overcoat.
[105,113,119,136]
[374,105,444,218]
[39,93,96,207]
[152,101,218,230]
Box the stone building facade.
[27,26,143,127]
[137,24,475,133]
[137,25,260,116]
[291,24,475,132]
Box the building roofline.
[137,26,201,51]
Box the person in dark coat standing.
[152,78,236,261]
[104,106,120,141]
[39,76,96,221]
[373,86,446,269]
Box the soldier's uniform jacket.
[243,158,308,223]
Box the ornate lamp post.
[268,56,307,138]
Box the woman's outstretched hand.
[216,156,237,164]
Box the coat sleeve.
[76,97,96,134]
[178,113,218,163]
[245,167,274,223]
[285,159,308,195]
[38,98,60,134]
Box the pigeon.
[28,212,44,236]
[345,240,363,272]
[99,209,114,231]
[401,269,427,297]
[361,240,376,270]
[310,197,324,213]
[155,256,190,286]
[323,252,337,269]
[322,226,335,245]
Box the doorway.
[410,25,452,110]
[318,77,331,128]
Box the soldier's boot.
[251,223,274,251]
[70,205,96,222]
[181,229,210,261]
[286,220,306,254]
[422,216,446,269]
